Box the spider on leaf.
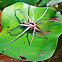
[5,5,62,46]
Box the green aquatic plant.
[0,2,62,61]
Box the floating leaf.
[0,2,62,61]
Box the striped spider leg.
[5,6,49,46]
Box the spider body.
[29,22,41,32]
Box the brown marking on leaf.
[3,4,7,8]
[7,26,9,28]
[49,54,50,55]
[22,54,24,55]
[37,53,44,55]
[20,56,27,59]
[3,4,5,5]
[51,17,59,20]
[22,51,24,52]
[24,42,25,44]
[38,32,41,35]
[42,50,44,51]
[37,14,39,15]
[2,51,4,53]
[31,51,33,52]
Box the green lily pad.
[0,2,62,61]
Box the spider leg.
[15,9,32,22]
[28,5,34,22]
[46,20,62,24]
[5,26,30,45]
[37,22,43,25]
[20,24,29,27]
[37,20,62,25]
[14,9,21,24]
[8,23,29,31]
[30,27,36,46]
[35,7,48,23]
[35,27,41,31]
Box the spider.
[5,5,62,46]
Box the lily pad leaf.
[0,2,62,61]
